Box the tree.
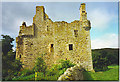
[1,35,14,55]
[2,35,14,80]
[34,57,47,76]
[1,35,22,80]
[92,48,119,72]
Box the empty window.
[20,55,21,58]
[47,26,49,31]
[74,30,78,37]
[47,27,49,31]
[51,44,53,48]
[50,44,54,52]
[82,11,85,13]
[69,44,73,50]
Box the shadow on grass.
[105,68,113,71]
[83,71,94,81]
[95,68,113,72]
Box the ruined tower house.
[16,3,94,71]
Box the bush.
[92,52,109,71]
[12,59,75,81]
[34,57,47,76]
[12,74,35,81]
[47,60,75,77]
[92,48,119,72]
[36,72,59,81]
[18,69,34,76]
[2,58,23,81]
[59,68,66,75]
[59,59,75,70]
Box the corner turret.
[33,6,45,23]
[80,3,87,21]
[80,3,91,31]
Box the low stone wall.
[58,64,84,81]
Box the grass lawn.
[83,65,119,81]
[12,67,66,81]
[13,65,119,81]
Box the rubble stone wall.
[16,3,94,71]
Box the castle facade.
[16,3,94,71]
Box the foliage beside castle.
[16,3,94,71]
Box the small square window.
[69,44,73,50]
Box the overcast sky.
[1,2,119,50]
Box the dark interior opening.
[74,30,78,37]
[69,44,73,50]
[82,11,85,13]
[51,44,53,48]
[20,55,21,58]
[50,44,54,52]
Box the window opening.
[47,28,49,31]
[50,44,54,52]
[47,26,49,31]
[82,11,85,13]
[74,30,78,37]
[20,55,21,58]
[69,44,73,50]
[51,44,53,48]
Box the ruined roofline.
[34,4,88,24]
[21,20,82,28]
[54,20,80,24]
[20,21,34,27]
[79,3,85,10]
[21,3,89,28]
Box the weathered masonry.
[16,3,94,71]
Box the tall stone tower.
[16,3,94,71]
[79,3,93,71]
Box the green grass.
[12,64,119,81]
[12,74,35,81]
[12,70,63,81]
[36,72,60,81]
[83,65,119,81]
[12,67,66,81]
[11,59,75,81]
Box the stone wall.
[16,3,94,71]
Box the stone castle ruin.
[16,3,94,71]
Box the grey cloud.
[2,2,35,38]
[2,2,81,39]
